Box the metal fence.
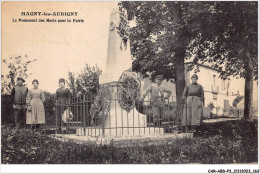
[54,90,182,137]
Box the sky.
[1,1,258,99]
[2,1,119,93]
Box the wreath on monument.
[117,69,141,112]
[89,86,113,126]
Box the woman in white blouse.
[26,79,45,131]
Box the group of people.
[11,76,70,132]
[141,74,204,132]
[12,73,204,133]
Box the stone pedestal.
[101,82,147,129]
[76,127,165,137]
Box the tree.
[67,64,102,96]
[119,1,257,120]
[189,2,257,119]
[118,2,214,119]
[1,55,37,124]
[67,70,77,96]
[66,64,102,126]
[1,55,37,94]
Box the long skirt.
[182,96,202,126]
[56,99,69,128]
[26,98,45,124]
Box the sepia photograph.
[1,1,259,173]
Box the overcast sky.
[2,1,118,93]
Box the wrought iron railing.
[54,91,181,137]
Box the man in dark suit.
[11,76,28,128]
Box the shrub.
[1,94,13,125]
[1,119,257,164]
[43,92,56,126]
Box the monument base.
[99,81,148,128]
[76,127,165,137]
[105,99,147,128]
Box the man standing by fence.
[11,75,28,128]
[141,75,172,126]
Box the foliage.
[1,55,37,124]
[119,2,209,80]
[1,55,37,94]
[119,1,257,119]
[43,91,56,126]
[189,2,258,80]
[89,95,102,125]
[89,86,113,126]
[65,64,102,125]
[76,64,102,95]
[67,71,77,96]
[1,119,257,164]
[67,64,102,96]
[1,94,14,125]
[117,2,215,120]
[119,1,257,81]
[117,8,130,50]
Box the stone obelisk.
[100,9,132,84]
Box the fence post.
[184,99,188,133]
[101,87,105,137]
[68,97,70,135]
[83,95,86,136]
[55,100,58,134]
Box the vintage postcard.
[1,1,258,173]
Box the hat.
[155,75,163,80]
[17,75,25,82]
[191,74,198,80]
[59,78,65,83]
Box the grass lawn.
[1,119,258,164]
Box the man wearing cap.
[182,74,204,133]
[11,76,28,128]
[141,75,172,126]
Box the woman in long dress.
[55,78,71,133]
[26,79,45,131]
[182,74,204,133]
